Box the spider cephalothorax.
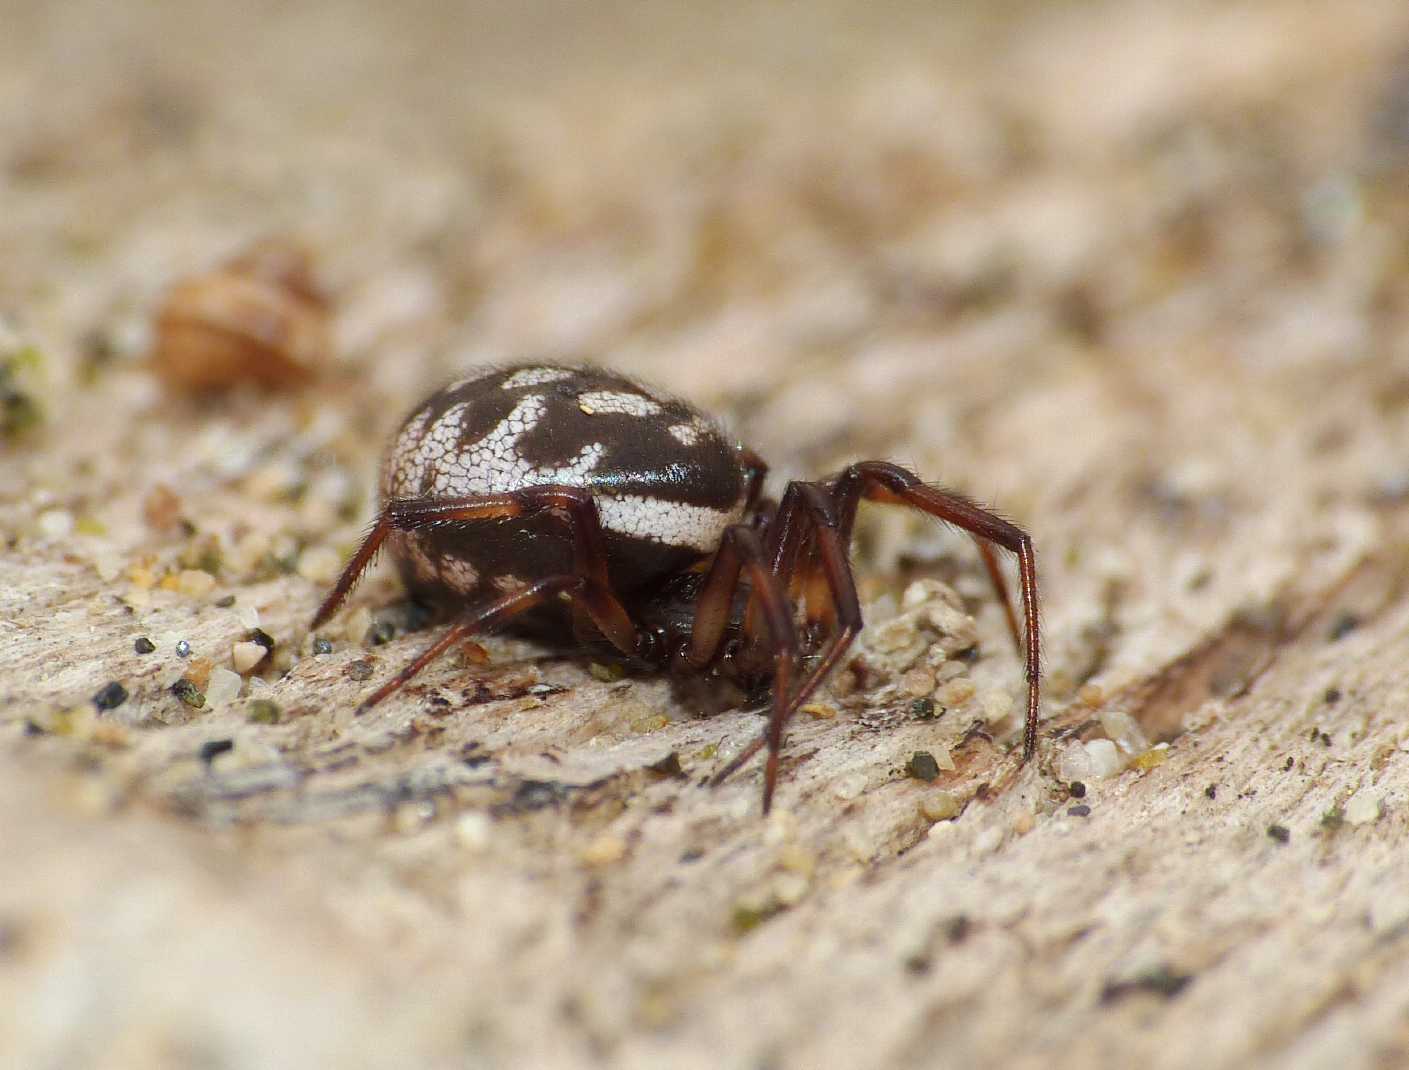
[312,363,1040,812]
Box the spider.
[311,363,1040,812]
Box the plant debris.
[1100,965,1193,1005]
[170,678,205,708]
[907,751,940,782]
[199,739,234,765]
[0,340,44,440]
[1327,613,1360,641]
[92,681,128,711]
[646,751,686,779]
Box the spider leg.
[704,482,862,810]
[310,513,394,629]
[769,482,865,723]
[738,446,770,514]
[311,485,637,653]
[312,486,652,710]
[685,524,800,812]
[972,536,1024,656]
[355,573,641,712]
[827,460,1041,760]
[730,462,1039,796]
[310,492,538,630]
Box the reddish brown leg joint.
[312,487,648,712]
[713,461,1041,811]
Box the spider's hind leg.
[312,485,648,711]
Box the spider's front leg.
[824,461,1040,760]
[685,524,799,812]
[714,462,1041,807]
[311,485,647,711]
[707,484,860,809]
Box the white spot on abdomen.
[576,390,662,417]
[502,367,574,389]
[667,417,713,446]
[417,394,604,498]
[596,495,741,552]
[439,556,480,593]
[492,574,528,594]
[384,408,434,496]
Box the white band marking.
[502,367,574,389]
[576,390,663,417]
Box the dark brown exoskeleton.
[312,364,1040,812]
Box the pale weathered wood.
[3,2,1409,1067]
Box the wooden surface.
[4,1,1409,1067]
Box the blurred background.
[5,0,1408,693]
[3,1,1409,1067]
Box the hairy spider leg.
[356,575,609,712]
[684,524,800,812]
[828,461,1040,759]
[710,483,861,806]
[971,537,1024,657]
[714,462,1041,802]
[738,447,771,514]
[311,486,648,708]
[311,493,540,630]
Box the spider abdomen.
[381,364,750,614]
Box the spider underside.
[311,365,1040,813]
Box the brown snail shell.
[152,238,330,390]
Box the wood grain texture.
[3,1,1409,1067]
